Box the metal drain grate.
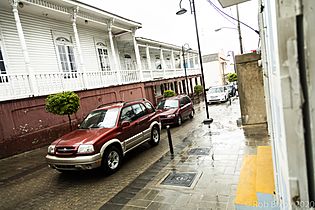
[188,148,210,155]
[161,172,197,187]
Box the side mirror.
[121,121,130,128]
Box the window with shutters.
[55,37,77,73]
[96,42,111,71]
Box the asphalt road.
[0,101,237,210]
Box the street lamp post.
[176,0,213,125]
[182,43,191,96]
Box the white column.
[160,49,165,77]
[180,51,184,70]
[131,29,143,81]
[10,0,38,95]
[146,44,153,79]
[107,20,121,84]
[192,54,196,69]
[71,7,87,88]
[171,50,176,69]
[186,52,191,68]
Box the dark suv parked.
[157,95,194,126]
[46,99,161,174]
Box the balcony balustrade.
[0,67,200,101]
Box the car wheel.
[189,110,194,119]
[177,115,182,126]
[101,146,122,174]
[149,126,160,146]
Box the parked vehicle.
[157,95,194,126]
[206,86,230,104]
[226,84,236,97]
[46,99,161,174]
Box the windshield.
[79,108,119,129]
[157,99,178,109]
[208,87,224,94]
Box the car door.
[179,98,188,118]
[132,103,151,142]
[118,105,141,151]
[184,96,193,115]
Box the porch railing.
[0,68,200,101]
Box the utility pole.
[236,5,244,54]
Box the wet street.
[0,98,268,210]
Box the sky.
[80,0,259,56]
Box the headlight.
[47,145,55,154]
[77,145,94,154]
[167,114,176,118]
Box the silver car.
[206,86,230,104]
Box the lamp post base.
[203,118,213,125]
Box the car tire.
[189,110,194,119]
[101,146,122,175]
[177,115,182,126]
[149,126,160,146]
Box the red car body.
[157,95,194,126]
[46,99,161,174]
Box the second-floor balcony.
[0,67,200,101]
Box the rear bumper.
[160,117,177,125]
[46,153,102,170]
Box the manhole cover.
[188,148,210,155]
[161,172,197,187]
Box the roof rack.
[97,101,124,108]
[123,98,147,105]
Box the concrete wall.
[235,53,267,125]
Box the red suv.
[46,99,161,174]
[157,95,194,126]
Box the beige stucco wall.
[235,53,267,125]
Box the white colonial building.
[0,0,202,157]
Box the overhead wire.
[206,0,260,35]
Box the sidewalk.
[100,98,270,210]
[0,98,270,210]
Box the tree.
[45,91,80,131]
[227,73,237,83]
[163,90,176,98]
[194,85,203,95]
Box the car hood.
[207,92,225,97]
[52,128,114,147]
[158,108,177,116]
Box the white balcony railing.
[0,68,200,101]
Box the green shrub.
[227,73,237,82]
[45,91,80,131]
[194,85,203,95]
[163,90,176,98]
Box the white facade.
[258,0,315,209]
[0,0,200,102]
[202,52,227,88]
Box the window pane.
[0,49,3,61]
[97,47,110,71]
[0,61,6,73]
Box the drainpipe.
[10,0,38,96]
